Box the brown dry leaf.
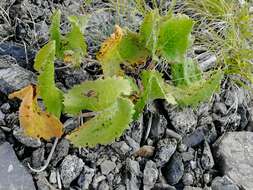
[133,145,155,158]
[9,85,63,140]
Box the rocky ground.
[0,0,253,190]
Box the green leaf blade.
[158,14,194,62]
[97,26,148,77]
[62,16,88,66]
[63,77,132,115]
[139,10,160,54]
[67,97,134,147]
[171,59,202,86]
[170,70,224,106]
[34,41,63,118]
[50,10,62,58]
[134,70,176,119]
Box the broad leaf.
[9,85,63,140]
[167,70,223,106]
[158,14,194,62]
[97,25,148,77]
[171,59,202,86]
[62,16,88,66]
[50,10,62,58]
[139,10,160,54]
[67,97,134,147]
[64,77,132,114]
[134,70,177,119]
[34,41,63,118]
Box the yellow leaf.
[97,25,148,77]
[9,85,63,140]
[97,25,123,61]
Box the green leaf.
[67,97,134,147]
[158,14,194,62]
[62,15,87,66]
[134,70,177,119]
[64,77,132,115]
[139,9,160,55]
[97,26,148,77]
[171,59,202,86]
[34,41,63,118]
[50,10,62,58]
[168,70,223,106]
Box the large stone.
[154,138,177,167]
[0,142,36,190]
[170,108,197,135]
[165,152,184,185]
[211,176,239,190]
[215,132,253,190]
[0,56,36,95]
[143,161,158,190]
[60,155,84,188]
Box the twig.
[28,138,59,173]
[56,169,62,189]
[143,112,153,142]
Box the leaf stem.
[28,138,59,173]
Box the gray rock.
[183,126,217,147]
[100,160,116,175]
[0,0,15,9]
[0,142,36,190]
[81,166,95,190]
[51,139,70,166]
[0,103,10,114]
[131,121,144,144]
[183,187,202,190]
[149,113,167,140]
[197,52,217,71]
[153,182,176,189]
[126,159,141,190]
[211,176,239,190]
[92,175,106,189]
[201,141,214,170]
[154,138,177,167]
[0,56,36,95]
[60,155,84,188]
[165,152,184,185]
[143,161,158,190]
[49,170,57,184]
[13,127,41,148]
[36,176,54,190]
[215,132,253,190]
[32,147,45,168]
[98,180,110,190]
[116,185,126,190]
[125,135,140,152]
[182,173,194,186]
[0,128,5,144]
[213,102,227,115]
[170,108,197,134]
[112,141,130,155]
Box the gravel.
[0,1,252,190]
[100,160,116,175]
